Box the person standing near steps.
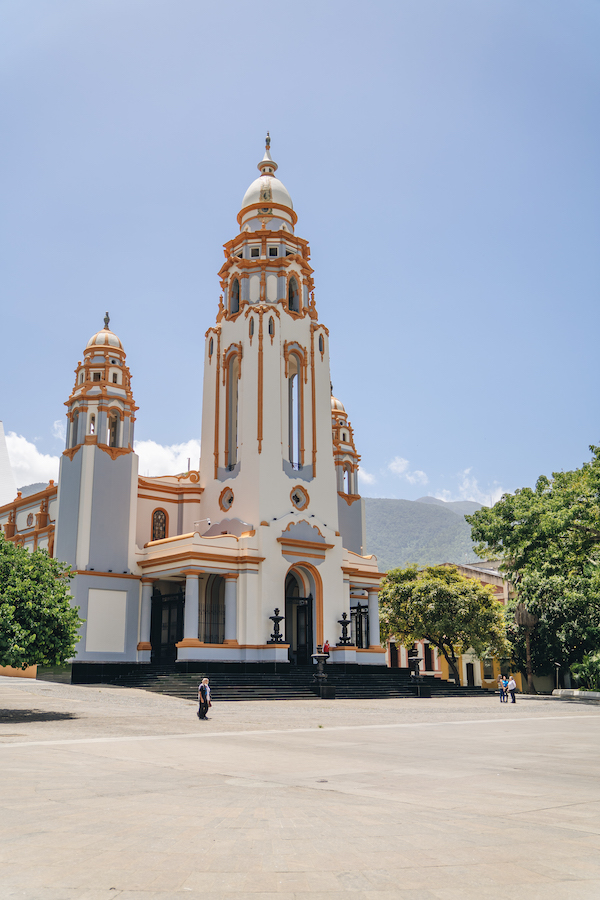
[497,674,506,703]
[198,677,211,719]
[507,675,517,704]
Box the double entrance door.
[285,595,314,665]
[150,590,184,664]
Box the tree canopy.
[379,564,508,684]
[0,534,82,669]
[466,446,600,676]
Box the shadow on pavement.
[0,709,79,723]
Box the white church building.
[0,139,385,674]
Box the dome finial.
[258,133,278,174]
[104,311,110,330]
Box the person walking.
[198,677,211,719]
[497,674,506,703]
[507,675,517,704]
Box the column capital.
[182,568,202,578]
[223,572,239,580]
[141,577,158,585]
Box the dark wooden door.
[151,591,184,664]
[285,595,313,665]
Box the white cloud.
[4,431,203,488]
[388,456,409,476]
[434,468,504,507]
[358,468,376,486]
[52,419,66,441]
[406,469,428,485]
[388,456,428,486]
[6,433,60,487]
[134,439,201,476]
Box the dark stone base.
[319,685,336,699]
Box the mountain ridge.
[363,496,482,572]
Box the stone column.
[368,589,380,648]
[137,579,154,651]
[224,574,238,643]
[183,573,200,640]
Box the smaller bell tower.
[55,314,139,574]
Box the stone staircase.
[102,664,488,701]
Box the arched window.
[288,353,302,468]
[209,337,214,358]
[108,412,119,448]
[288,276,300,312]
[89,414,95,435]
[268,316,274,337]
[318,334,324,353]
[71,410,79,447]
[152,509,167,541]
[344,466,351,494]
[226,354,239,469]
[249,317,254,338]
[230,278,240,314]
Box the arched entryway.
[284,565,323,665]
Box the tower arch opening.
[288,276,300,312]
[230,277,240,314]
[287,352,303,469]
[226,353,239,469]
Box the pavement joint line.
[1,712,600,749]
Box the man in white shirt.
[507,676,517,704]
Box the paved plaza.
[1,677,600,900]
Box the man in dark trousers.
[198,677,211,719]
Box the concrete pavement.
[2,676,600,899]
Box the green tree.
[466,446,600,679]
[379,564,509,684]
[571,652,600,691]
[0,534,82,669]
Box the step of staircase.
[103,665,488,702]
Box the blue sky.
[1,0,599,503]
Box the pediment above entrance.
[277,520,334,565]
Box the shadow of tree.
[0,709,79,723]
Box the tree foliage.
[466,446,600,675]
[379,564,509,684]
[0,534,82,669]
[571,652,600,692]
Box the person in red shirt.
[323,639,330,660]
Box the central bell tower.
[199,136,338,534]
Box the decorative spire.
[258,133,278,175]
[104,311,110,329]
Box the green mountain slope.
[363,497,482,572]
